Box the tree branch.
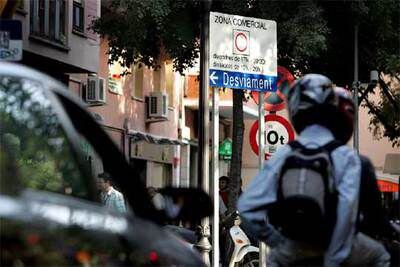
[394,75,400,84]
[358,83,376,107]
[363,97,398,136]
[378,75,400,112]
[227,90,244,213]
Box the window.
[30,0,67,45]
[73,0,84,33]
[132,64,143,99]
[150,162,172,188]
[165,61,174,107]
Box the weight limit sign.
[249,114,295,160]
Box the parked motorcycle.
[221,211,260,267]
[385,220,400,267]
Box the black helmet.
[333,87,355,143]
[287,74,338,134]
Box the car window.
[77,133,129,214]
[0,75,93,200]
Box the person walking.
[148,186,166,210]
[238,74,390,267]
[97,172,126,213]
[219,176,229,208]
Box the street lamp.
[352,70,379,153]
[353,23,380,153]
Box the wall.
[358,91,399,169]
[88,39,180,141]
[78,38,183,186]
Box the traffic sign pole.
[195,0,212,265]
[212,86,219,267]
[258,92,267,267]
[353,24,359,153]
[208,11,277,266]
[258,93,265,176]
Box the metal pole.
[353,24,359,153]
[194,0,212,265]
[258,93,265,182]
[258,92,267,267]
[212,86,220,267]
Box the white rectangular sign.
[0,20,22,61]
[209,12,277,92]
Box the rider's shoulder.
[331,144,362,168]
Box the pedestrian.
[148,186,165,210]
[238,74,390,267]
[97,172,126,213]
[219,176,229,208]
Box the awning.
[377,180,399,192]
[376,170,399,193]
[128,130,184,145]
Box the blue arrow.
[210,71,218,85]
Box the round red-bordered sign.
[235,32,248,52]
[251,66,295,112]
[249,114,295,160]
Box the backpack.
[268,140,342,248]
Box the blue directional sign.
[209,69,277,92]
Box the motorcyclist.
[334,87,398,266]
[238,74,390,267]
[333,87,392,238]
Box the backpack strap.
[288,140,343,154]
[320,140,344,174]
[287,140,319,155]
[321,140,343,153]
[287,140,303,150]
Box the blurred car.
[0,62,212,266]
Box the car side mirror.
[158,187,212,222]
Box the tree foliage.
[356,0,400,146]
[363,76,400,147]
[93,0,332,74]
[304,0,399,146]
[92,0,201,73]
[92,0,398,83]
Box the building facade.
[69,38,190,189]
[11,1,191,190]
[12,0,100,81]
